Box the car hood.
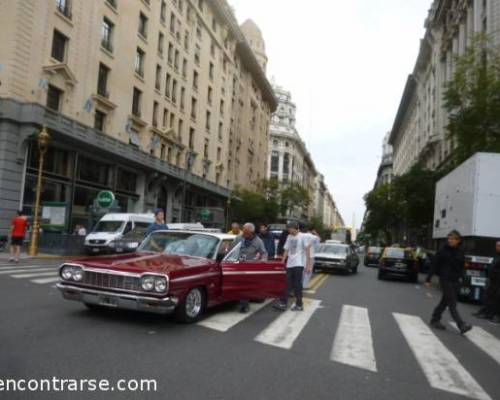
[85,232,120,242]
[66,252,213,275]
[314,253,347,260]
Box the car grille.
[83,270,141,292]
[89,239,106,245]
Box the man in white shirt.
[273,222,312,311]
[302,228,321,288]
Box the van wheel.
[175,287,206,323]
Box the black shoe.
[239,305,249,314]
[430,321,447,330]
[459,323,473,335]
[489,316,500,325]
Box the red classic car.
[57,230,286,322]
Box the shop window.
[28,144,71,177]
[116,168,137,193]
[77,156,110,186]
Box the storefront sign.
[96,191,115,209]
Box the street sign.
[200,208,211,220]
[96,191,115,209]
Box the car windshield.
[316,244,348,255]
[139,231,220,259]
[368,247,382,254]
[92,220,124,233]
[384,248,412,259]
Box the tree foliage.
[444,33,500,166]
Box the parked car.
[313,243,358,274]
[85,213,155,255]
[378,247,418,282]
[364,246,382,267]
[57,230,286,323]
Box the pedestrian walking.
[473,240,500,324]
[145,208,168,237]
[258,223,276,259]
[234,223,268,313]
[302,227,321,288]
[274,222,312,312]
[9,210,29,263]
[425,230,472,334]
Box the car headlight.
[154,277,167,292]
[61,265,73,280]
[108,241,116,248]
[127,242,139,249]
[141,275,155,291]
[61,265,84,281]
[73,268,83,281]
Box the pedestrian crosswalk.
[197,302,500,400]
[0,261,60,285]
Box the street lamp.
[28,126,51,256]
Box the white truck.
[433,152,500,301]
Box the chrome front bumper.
[57,283,178,315]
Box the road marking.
[310,273,329,291]
[11,271,59,279]
[254,298,321,349]
[32,277,61,284]
[449,322,500,366]
[0,265,55,271]
[393,313,491,400]
[0,268,57,275]
[306,273,323,289]
[331,305,377,372]
[197,300,271,332]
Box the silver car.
[314,243,359,274]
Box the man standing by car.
[234,223,268,313]
[473,240,500,324]
[227,222,242,236]
[274,222,312,312]
[9,210,29,263]
[259,223,276,259]
[425,230,472,334]
[145,208,168,237]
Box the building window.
[139,12,148,38]
[172,79,178,103]
[184,31,189,51]
[152,101,159,127]
[160,0,166,23]
[180,87,186,110]
[182,58,188,78]
[163,108,169,128]
[194,44,201,65]
[198,0,204,12]
[135,47,145,76]
[210,41,216,57]
[170,12,176,34]
[283,153,290,175]
[212,17,217,32]
[106,0,117,9]
[101,18,114,52]
[94,110,106,132]
[97,63,110,97]
[155,64,162,90]
[218,122,223,140]
[132,87,142,117]
[204,138,209,158]
[205,110,211,131]
[189,128,195,149]
[271,151,279,173]
[174,49,180,70]
[158,32,164,55]
[168,43,174,64]
[169,112,175,128]
[46,85,63,111]
[165,73,171,97]
[56,0,72,19]
[161,144,166,160]
[191,97,197,119]
[51,30,68,62]
[193,70,199,90]
[178,119,183,140]
[207,86,213,104]
[220,99,224,116]
[209,62,214,81]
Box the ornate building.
[0,0,276,233]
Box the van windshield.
[92,221,124,233]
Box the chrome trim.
[223,271,286,276]
[170,272,220,283]
[56,283,175,302]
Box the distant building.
[375,132,393,187]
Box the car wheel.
[377,270,385,280]
[175,287,206,323]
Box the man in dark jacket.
[259,223,276,259]
[473,240,500,323]
[425,230,472,334]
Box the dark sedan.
[378,247,418,282]
[364,246,382,267]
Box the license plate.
[467,270,480,277]
[471,277,487,287]
[92,248,99,253]
[395,262,406,268]
[99,296,118,307]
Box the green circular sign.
[200,208,211,220]
[97,191,115,208]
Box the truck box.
[433,152,500,240]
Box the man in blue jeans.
[274,222,312,312]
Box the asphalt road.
[1,258,499,400]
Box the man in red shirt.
[10,211,28,263]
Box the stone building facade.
[374,132,393,188]
[389,0,500,176]
[0,0,276,234]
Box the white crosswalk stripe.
[450,322,500,367]
[198,300,271,332]
[331,305,377,372]
[254,299,321,349]
[0,268,57,275]
[11,271,59,279]
[32,277,61,284]
[394,313,491,400]
[0,264,56,271]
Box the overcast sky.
[229,0,430,228]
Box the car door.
[220,243,286,301]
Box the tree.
[256,179,311,218]
[230,189,279,224]
[444,33,500,166]
[363,183,398,244]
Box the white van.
[84,213,155,255]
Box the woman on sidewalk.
[9,210,29,263]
